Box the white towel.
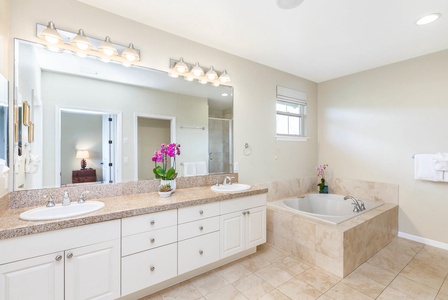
[414,154,444,181]
[25,154,41,174]
[195,161,208,175]
[433,152,448,171]
[183,162,196,177]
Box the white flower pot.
[160,179,176,191]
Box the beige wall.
[8,0,318,186]
[318,50,448,244]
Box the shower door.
[208,118,233,173]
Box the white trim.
[133,113,176,181]
[276,135,309,142]
[398,231,448,250]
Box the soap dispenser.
[62,191,71,206]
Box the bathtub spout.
[344,196,365,212]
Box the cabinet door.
[65,239,120,300]
[0,252,64,300]
[220,211,245,258]
[246,206,266,249]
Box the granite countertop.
[0,185,268,240]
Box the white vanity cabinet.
[121,210,178,296]
[178,202,220,274]
[0,220,121,300]
[220,194,266,258]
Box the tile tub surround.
[264,177,399,206]
[0,184,267,240]
[8,173,238,209]
[267,203,398,278]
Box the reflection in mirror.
[0,74,8,167]
[14,39,233,191]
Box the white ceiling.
[78,0,448,83]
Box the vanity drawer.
[178,216,219,241]
[122,226,177,257]
[220,194,266,215]
[122,209,177,237]
[121,243,177,296]
[178,202,220,224]
[178,231,220,275]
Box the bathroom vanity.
[0,186,267,300]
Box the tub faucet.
[223,176,235,185]
[344,195,365,212]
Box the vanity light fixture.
[191,62,204,77]
[206,66,218,81]
[276,0,304,9]
[70,29,92,51]
[98,36,118,56]
[416,13,441,25]
[219,70,231,83]
[36,21,141,67]
[121,43,140,62]
[38,21,63,45]
[174,58,189,73]
[169,58,231,86]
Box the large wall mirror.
[0,73,8,168]
[14,39,233,191]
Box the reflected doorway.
[135,114,176,180]
[58,108,120,186]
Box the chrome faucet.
[62,191,71,206]
[344,195,365,212]
[79,191,90,204]
[44,195,55,207]
[222,176,235,185]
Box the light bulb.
[191,62,204,77]
[174,58,189,74]
[122,43,140,62]
[184,75,194,81]
[206,66,218,81]
[45,36,60,44]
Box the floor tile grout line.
[434,273,448,299]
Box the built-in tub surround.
[265,178,399,278]
[8,173,238,209]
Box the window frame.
[275,86,308,141]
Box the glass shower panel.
[208,118,232,174]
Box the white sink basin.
[19,201,105,221]
[211,183,251,193]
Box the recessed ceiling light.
[221,93,229,97]
[276,0,304,9]
[416,13,441,25]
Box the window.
[276,86,307,141]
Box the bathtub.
[269,193,384,224]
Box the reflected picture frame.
[22,101,30,126]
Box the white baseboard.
[398,231,448,250]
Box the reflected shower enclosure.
[208,118,233,174]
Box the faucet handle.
[44,195,55,207]
[79,191,90,204]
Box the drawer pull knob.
[199,226,204,230]
[199,210,204,215]
[242,211,247,215]
[66,253,73,259]
[150,238,155,243]
[150,220,155,225]
[150,266,155,271]
[199,250,204,255]
[55,255,62,261]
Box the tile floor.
[140,237,448,300]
